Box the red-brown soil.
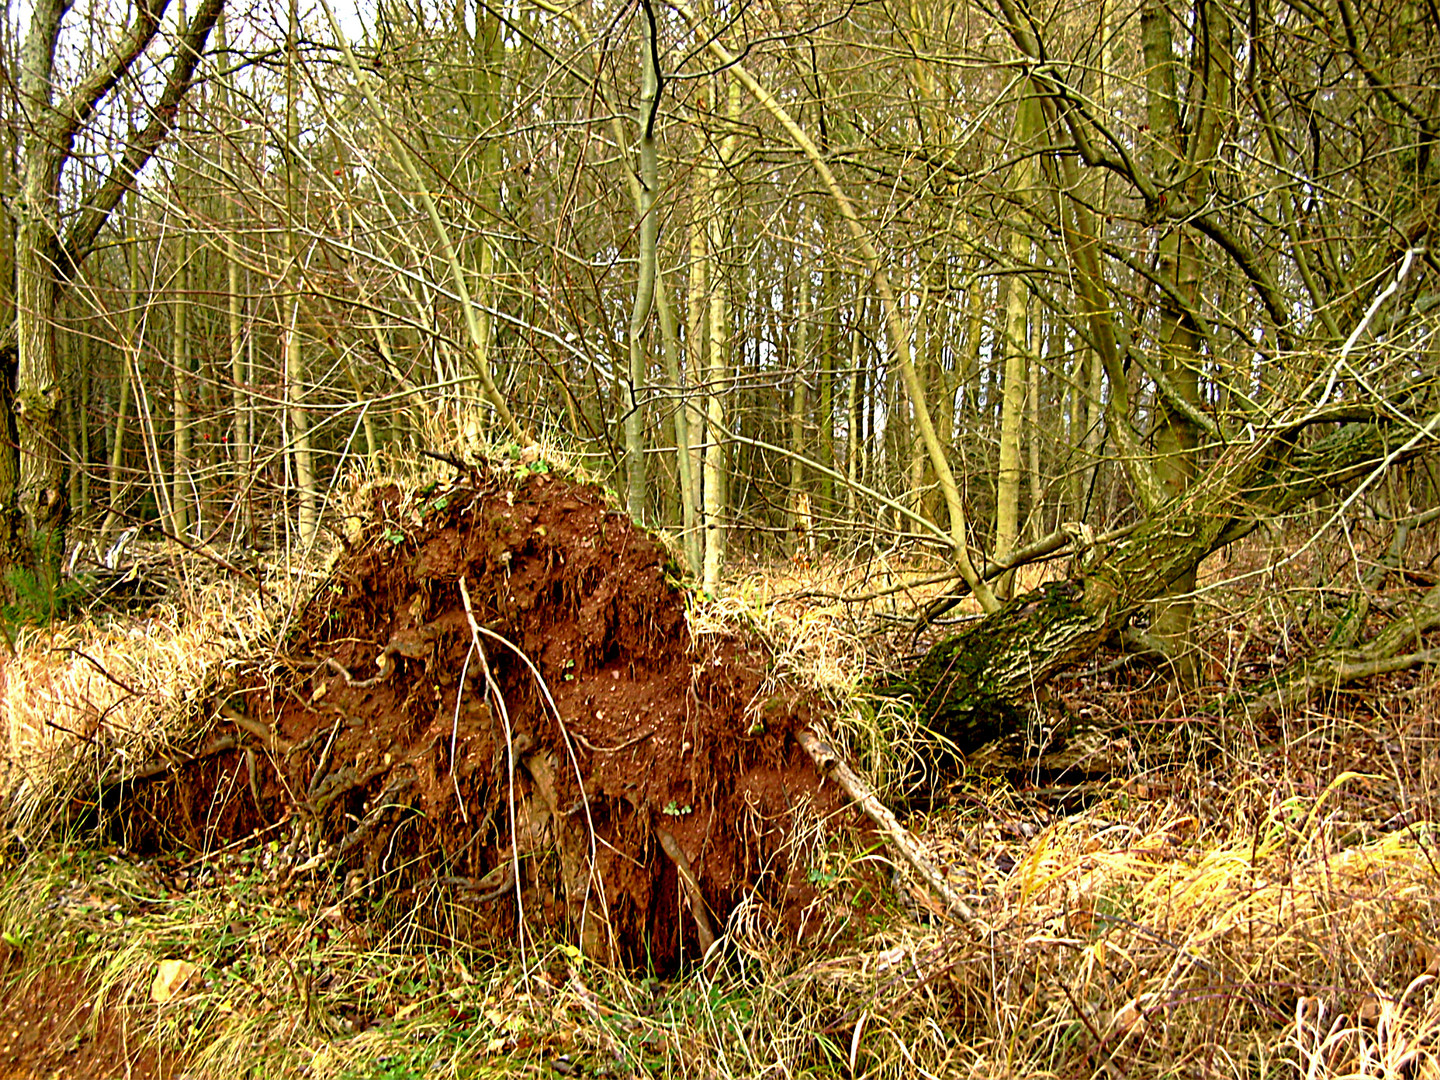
[0,947,173,1080]
[119,464,845,968]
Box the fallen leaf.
[151,958,198,1003]
[1114,997,1151,1038]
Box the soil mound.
[121,463,843,968]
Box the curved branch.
[61,0,224,279]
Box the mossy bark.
[902,417,1430,749]
[902,581,1100,748]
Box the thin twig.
[449,642,473,824]
[62,646,148,698]
[457,577,530,979]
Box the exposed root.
[655,824,717,957]
[101,465,851,969]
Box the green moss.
[888,580,1095,751]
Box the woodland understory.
[0,0,1437,1073]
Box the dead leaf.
[151,958,198,1003]
[1114,997,1151,1038]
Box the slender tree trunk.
[63,319,91,520]
[994,87,1040,597]
[286,0,317,544]
[788,269,809,546]
[101,196,138,543]
[218,12,251,547]
[467,0,503,423]
[1027,318,1043,539]
[818,255,836,516]
[681,210,706,574]
[699,77,738,593]
[171,232,190,540]
[624,0,662,522]
[702,236,728,594]
[656,267,695,543]
[846,297,862,522]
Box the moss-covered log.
[901,416,1438,749]
[899,581,1102,748]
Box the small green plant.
[806,866,839,888]
[2,564,88,633]
[385,527,405,545]
[662,800,692,817]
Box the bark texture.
[900,415,1436,749]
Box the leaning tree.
[893,0,1440,744]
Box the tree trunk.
[994,86,1040,596]
[699,76,738,594]
[171,232,191,540]
[901,416,1432,748]
[681,205,706,574]
[286,0,317,545]
[14,214,66,582]
[218,11,252,547]
[100,193,138,544]
[623,0,661,523]
[787,269,809,548]
[5,0,221,584]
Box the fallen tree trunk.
[899,416,1439,749]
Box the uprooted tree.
[109,465,858,969]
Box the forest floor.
[0,453,1437,1079]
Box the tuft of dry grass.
[0,577,286,841]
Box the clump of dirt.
[120,464,846,968]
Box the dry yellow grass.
[0,577,282,839]
[926,784,1440,1077]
